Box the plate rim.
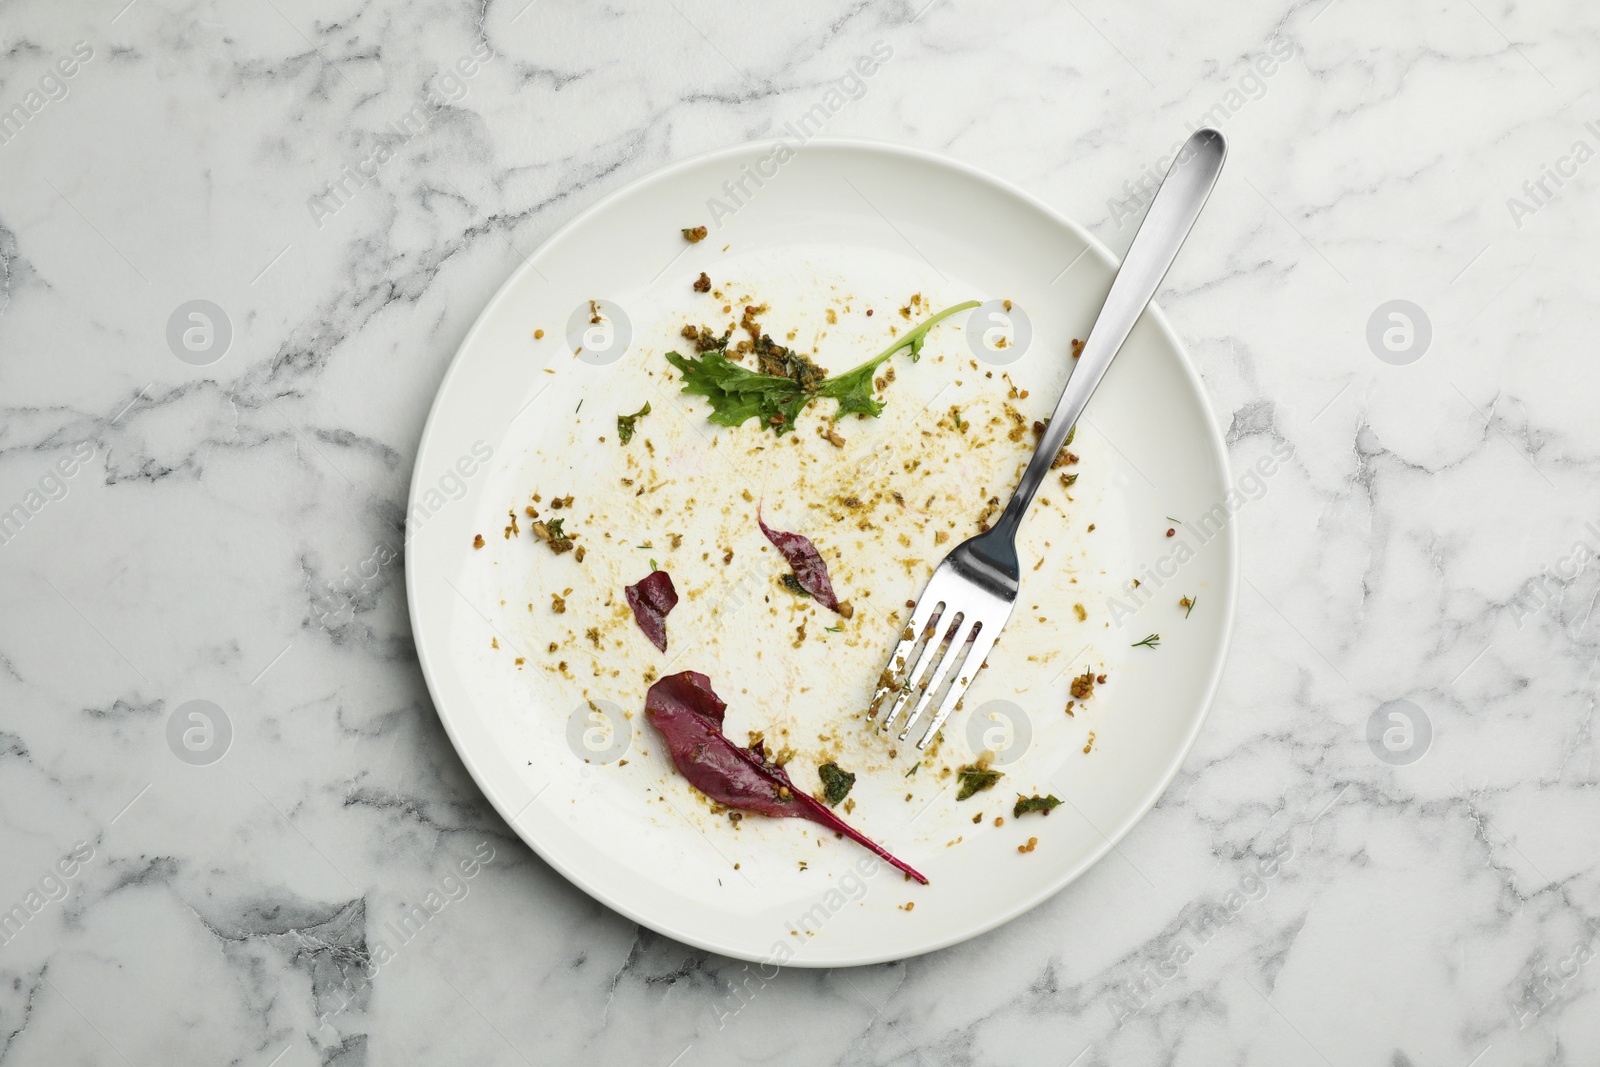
[406,135,1240,966]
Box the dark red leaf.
[644,671,927,884]
[625,569,678,652]
[757,511,842,613]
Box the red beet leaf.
[644,671,927,884]
[625,569,678,652]
[757,511,843,613]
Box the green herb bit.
[665,300,979,437]
[818,762,856,807]
[780,573,811,598]
[1132,633,1161,649]
[956,765,1003,801]
[649,558,658,571]
[905,764,919,778]
[616,402,651,445]
[533,516,573,554]
[576,400,583,413]
[1013,794,1063,818]
[665,348,812,435]
[1183,595,1197,618]
[824,624,843,633]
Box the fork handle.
[990,128,1227,543]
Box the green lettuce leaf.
[666,300,979,437]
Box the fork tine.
[870,597,944,724]
[880,607,957,734]
[896,616,981,742]
[913,624,1000,749]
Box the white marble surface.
[2,0,1598,1063]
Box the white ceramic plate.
[407,140,1237,966]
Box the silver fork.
[870,128,1228,748]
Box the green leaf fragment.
[1013,794,1062,818]
[666,300,980,437]
[665,350,809,435]
[956,765,1003,801]
[616,402,651,444]
[818,762,856,807]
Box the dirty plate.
[406,140,1238,966]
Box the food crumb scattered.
[682,225,708,243]
[1018,837,1038,854]
[1073,603,1087,621]
[473,534,484,549]
[534,328,545,339]
[693,271,711,293]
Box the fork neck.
[987,128,1227,552]
[987,452,1050,546]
